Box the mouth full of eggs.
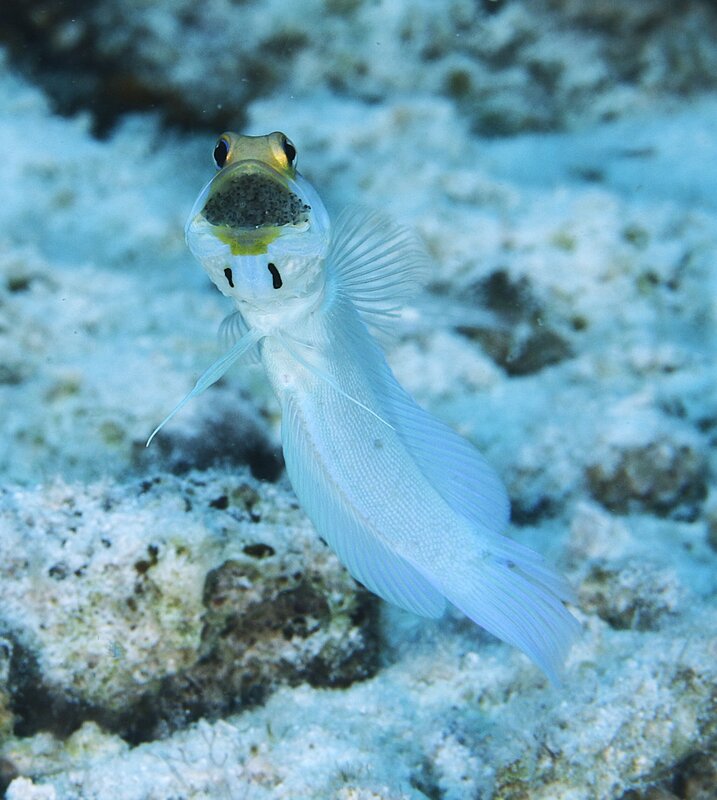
[200,166,311,255]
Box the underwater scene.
[0,1,716,798]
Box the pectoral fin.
[327,206,428,336]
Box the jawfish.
[149,131,579,682]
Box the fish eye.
[213,136,231,169]
[282,137,297,167]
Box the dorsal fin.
[327,206,429,336]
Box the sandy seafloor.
[0,2,716,799]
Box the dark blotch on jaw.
[267,263,283,289]
[224,268,234,288]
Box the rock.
[567,501,633,561]
[5,625,714,800]
[585,406,708,518]
[1,1,717,134]
[457,269,573,376]
[0,471,378,742]
[5,777,57,800]
[579,559,682,631]
[0,4,716,797]
[671,751,717,800]
[586,438,707,518]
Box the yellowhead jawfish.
[149,131,579,682]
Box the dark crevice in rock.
[457,270,573,376]
[8,638,97,739]
[509,495,559,527]
[135,405,284,484]
[410,757,444,800]
[112,563,380,744]
[586,440,708,519]
[0,758,19,797]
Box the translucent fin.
[327,206,429,336]
[282,396,446,618]
[281,297,577,677]
[219,311,261,365]
[320,300,578,678]
[383,384,510,534]
[443,539,580,684]
[277,333,395,432]
[146,328,262,446]
[327,299,511,534]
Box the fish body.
[151,131,579,681]
[261,305,498,618]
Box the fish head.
[186,131,330,319]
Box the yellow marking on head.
[216,226,282,256]
[213,131,298,177]
[201,131,306,253]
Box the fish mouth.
[190,160,312,255]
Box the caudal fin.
[439,533,579,683]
